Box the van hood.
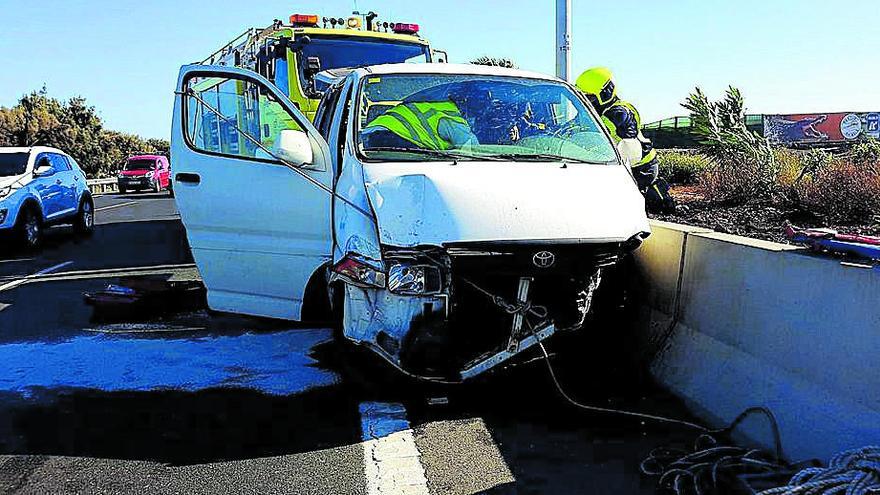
[120,170,150,177]
[362,161,650,247]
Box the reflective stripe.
[386,112,427,147]
[399,104,444,149]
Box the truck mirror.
[305,56,321,77]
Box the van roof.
[356,63,561,83]
[0,146,65,155]
[127,155,165,161]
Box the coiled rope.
[758,446,880,495]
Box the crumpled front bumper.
[339,242,618,382]
[341,283,560,382]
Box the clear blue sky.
[2,0,878,140]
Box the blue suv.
[0,147,94,250]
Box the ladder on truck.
[197,20,285,70]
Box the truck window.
[300,36,430,93]
[184,75,304,162]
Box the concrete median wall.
[633,220,880,462]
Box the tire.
[15,207,42,251]
[118,186,127,194]
[74,196,95,236]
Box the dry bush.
[797,159,880,223]
[697,159,780,204]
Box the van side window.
[184,75,306,163]
[315,86,342,141]
[336,86,353,166]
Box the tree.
[682,86,779,203]
[469,56,518,69]
[0,88,169,178]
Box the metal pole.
[556,0,571,81]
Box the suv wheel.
[16,208,42,250]
[74,197,95,236]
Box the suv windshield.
[0,153,29,177]
[300,36,429,92]
[124,159,155,171]
[357,74,618,164]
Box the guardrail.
[86,178,118,195]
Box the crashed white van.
[171,63,650,381]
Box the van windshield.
[124,159,155,171]
[356,74,618,164]
[0,153,29,177]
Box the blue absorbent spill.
[359,401,412,440]
[0,330,339,398]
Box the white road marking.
[0,261,74,293]
[96,201,137,212]
[360,402,430,495]
[0,258,34,265]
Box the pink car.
[117,155,171,194]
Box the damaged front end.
[336,238,645,382]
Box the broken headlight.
[387,263,442,295]
[331,254,386,288]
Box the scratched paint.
[0,329,339,397]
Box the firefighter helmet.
[575,67,617,106]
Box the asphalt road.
[0,191,701,494]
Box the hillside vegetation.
[0,87,169,178]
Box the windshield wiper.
[490,153,603,164]
[362,147,505,161]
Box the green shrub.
[848,139,880,166]
[658,151,710,185]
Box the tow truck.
[199,11,443,121]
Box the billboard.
[764,112,880,144]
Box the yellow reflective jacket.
[365,101,469,150]
[600,100,657,167]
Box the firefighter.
[575,67,674,212]
[362,100,477,150]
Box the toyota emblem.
[532,250,556,268]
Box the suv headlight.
[388,263,443,295]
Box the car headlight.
[331,254,386,288]
[388,262,443,295]
[0,209,7,224]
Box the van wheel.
[15,208,42,251]
[74,197,95,236]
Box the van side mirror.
[34,164,55,177]
[274,129,314,166]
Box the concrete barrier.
[634,220,880,462]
